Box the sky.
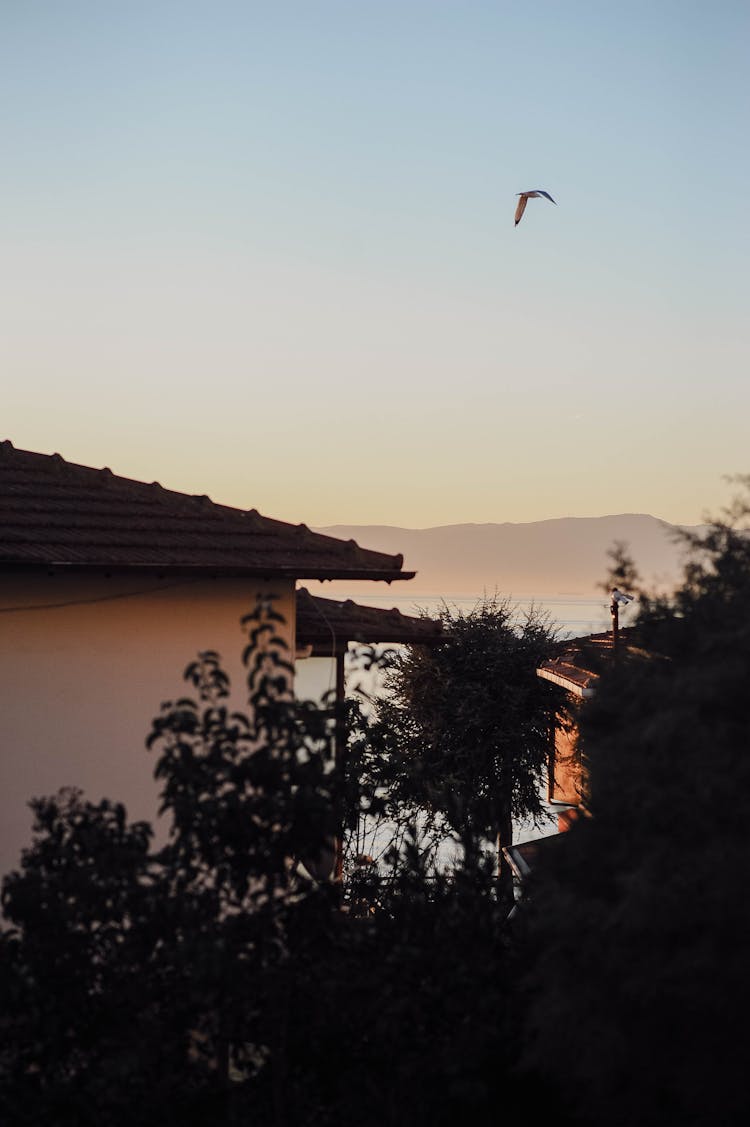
[2,0,748,529]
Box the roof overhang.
[537,665,597,699]
[0,561,417,583]
[296,588,443,655]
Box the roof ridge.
[0,440,414,581]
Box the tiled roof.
[296,587,443,654]
[537,630,635,697]
[0,441,414,582]
[537,658,601,697]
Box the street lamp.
[610,588,634,657]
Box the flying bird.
[515,190,556,226]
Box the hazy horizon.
[304,512,690,603]
[314,511,705,533]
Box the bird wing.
[537,191,557,204]
[514,195,528,225]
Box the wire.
[0,577,203,615]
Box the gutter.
[0,561,417,583]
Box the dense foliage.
[0,596,342,1126]
[0,595,563,1126]
[520,483,750,1127]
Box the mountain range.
[311,514,698,601]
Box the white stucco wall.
[0,572,296,877]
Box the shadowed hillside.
[310,514,698,600]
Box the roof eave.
[304,569,416,583]
[0,561,416,583]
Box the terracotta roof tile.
[537,629,639,696]
[0,441,415,582]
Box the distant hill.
[312,514,698,600]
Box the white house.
[0,440,415,875]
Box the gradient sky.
[3,1,748,528]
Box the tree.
[281,843,531,1127]
[366,596,566,901]
[0,790,172,1127]
[519,481,750,1127]
[0,593,576,1127]
[0,595,341,1126]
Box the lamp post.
[610,588,634,661]
[610,592,620,659]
